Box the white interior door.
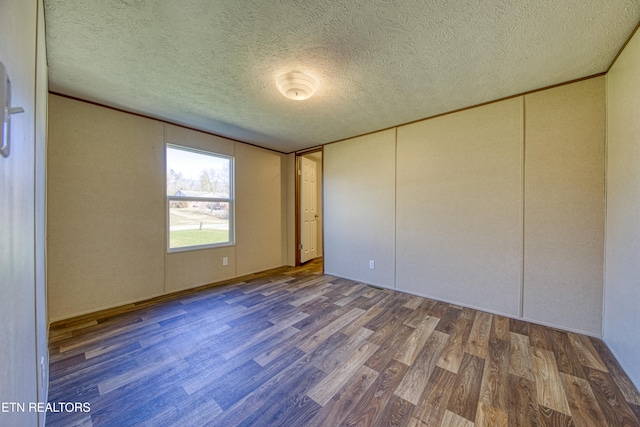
[300,156,318,263]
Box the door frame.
[295,147,323,267]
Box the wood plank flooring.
[48,259,640,426]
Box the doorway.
[296,149,323,266]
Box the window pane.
[167,146,230,198]
[169,202,230,249]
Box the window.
[166,145,234,251]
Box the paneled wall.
[48,96,167,319]
[324,129,397,288]
[605,28,640,389]
[396,98,524,317]
[47,95,291,320]
[324,77,605,336]
[523,78,605,335]
[235,142,288,276]
[163,124,237,293]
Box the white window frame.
[166,144,235,252]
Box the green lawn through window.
[169,228,229,249]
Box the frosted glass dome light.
[276,72,318,100]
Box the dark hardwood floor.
[48,259,640,426]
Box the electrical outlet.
[222,257,228,266]
[369,260,375,270]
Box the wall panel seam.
[601,76,609,339]
[163,124,168,295]
[393,126,398,289]
[520,95,526,318]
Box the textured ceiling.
[44,0,640,153]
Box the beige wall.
[235,142,288,276]
[324,129,397,288]
[47,95,291,320]
[48,96,166,319]
[324,77,605,336]
[0,0,48,425]
[163,124,237,292]
[605,28,640,389]
[523,78,605,335]
[397,98,524,317]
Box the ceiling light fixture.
[276,71,317,101]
